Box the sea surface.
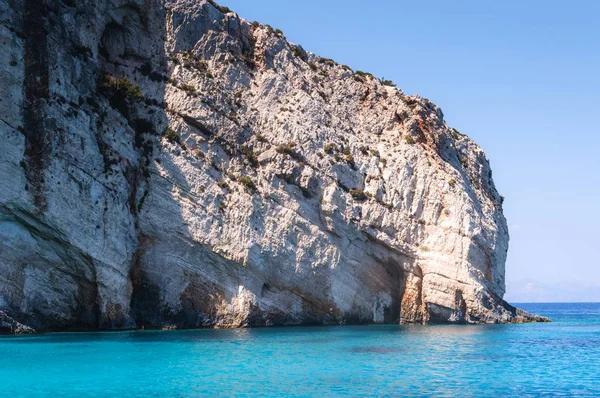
[1,303,599,397]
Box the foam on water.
[1,303,599,397]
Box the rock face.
[0,0,547,332]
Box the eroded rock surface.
[0,0,547,332]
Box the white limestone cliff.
[0,0,547,333]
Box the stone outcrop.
[0,0,548,333]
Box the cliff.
[0,0,547,333]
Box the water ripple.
[0,303,599,396]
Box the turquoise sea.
[1,303,599,397]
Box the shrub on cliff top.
[404,97,419,109]
[207,0,231,13]
[355,70,373,79]
[318,57,336,67]
[451,127,466,138]
[292,46,307,61]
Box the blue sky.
[220,0,600,302]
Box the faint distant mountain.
[506,278,600,302]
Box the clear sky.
[220,0,600,302]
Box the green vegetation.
[180,83,196,93]
[350,188,368,202]
[318,57,336,67]
[243,57,257,69]
[101,75,143,100]
[404,97,419,109]
[324,143,336,154]
[359,89,370,101]
[246,32,257,50]
[217,180,229,189]
[405,135,416,145]
[163,128,180,144]
[194,148,205,159]
[451,127,467,138]
[381,78,396,87]
[242,32,257,70]
[238,176,257,192]
[292,47,306,60]
[341,147,355,167]
[345,153,355,167]
[207,0,231,13]
[179,51,208,72]
[355,70,374,79]
[448,179,456,188]
[241,145,259,167]
[255,133,267,142]
[99,74,144,115]
[308,62,317,71]
[276,142,302,161]
[186,59,208,72]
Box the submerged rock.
[0,0,548,332]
